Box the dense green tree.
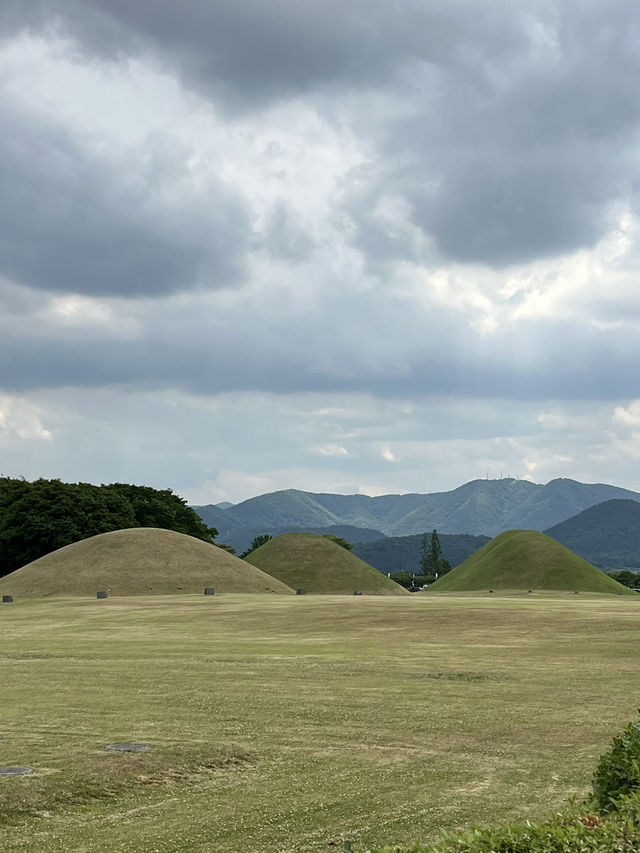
[437,558,452,576]
[430,528,442,566]
[419,529,451,578]
[606,570,640,589]
[419,532,430,574]
[322,534,353,551]
[391,570,437,590]
[0,477,217,578]
[240,534,272,558]
[0,478,137,576]
[106,484,215,542]
[390,570,414,589]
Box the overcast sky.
[1,1,640,505]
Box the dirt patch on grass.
[421,671,496,681]
[0,742,257,825]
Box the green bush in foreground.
[367,795,640,852]
[366,714,640,853]
[590,715,640,814]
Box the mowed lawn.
[1,594,639,852]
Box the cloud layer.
[1,1,640,502]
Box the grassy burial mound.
[427,529,636,595]
[245,532,408,595]
[0,528,294,597]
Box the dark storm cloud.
[6,1,639,267]
[1,279,639,404]
[3,0,640,274]
[0,99,250,297]
[354,1,640,266]
[0,0,521,106]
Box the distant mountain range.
[545,500,640,570]
[194,478,640,552]
[353,500,640,575]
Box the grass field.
[1,593,640,852]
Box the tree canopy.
[322,534,353,551]
[606,570,640,589]
[240,534,273,558]
[0,477,217,578]
[420,529,451,577]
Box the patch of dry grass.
[0,743,256,826]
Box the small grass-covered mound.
[245,532,408,595]
[427,530,635,595]
[0,528,294,597]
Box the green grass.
[0,528,294,597]
[245,532,407,595]
[428,530,635,595]
[1,594,640,851]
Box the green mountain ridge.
[194,478,640,541]
[545,499,640,570]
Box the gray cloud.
[3,0,640,502]
[1,269,639,406]
[346,2,640,266]
[6,1,639,269]
[0,98,250,297]
[1,0,392,106]
[0,1,520,106]
[260,204,315,263]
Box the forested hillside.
[194,477,640,540]
[352,533,491,574]
[545,499,640,569]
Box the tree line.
[392,529,452,589]
[0,477,217,578]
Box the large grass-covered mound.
[427,529,636,594]
[245,532,408,595]
[0,528,294,597]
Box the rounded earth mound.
[245,532,407,595]
[428,529,636,595]
[0,528,294,597]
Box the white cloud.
[613,400,640,427]
[312,444,350,457]
[0,394,52,442]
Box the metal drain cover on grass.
[0,766,32,776]
[105,743,148,752]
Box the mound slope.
[245,533,408,595]
[0,528,294,597]
[427,530,636,595]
